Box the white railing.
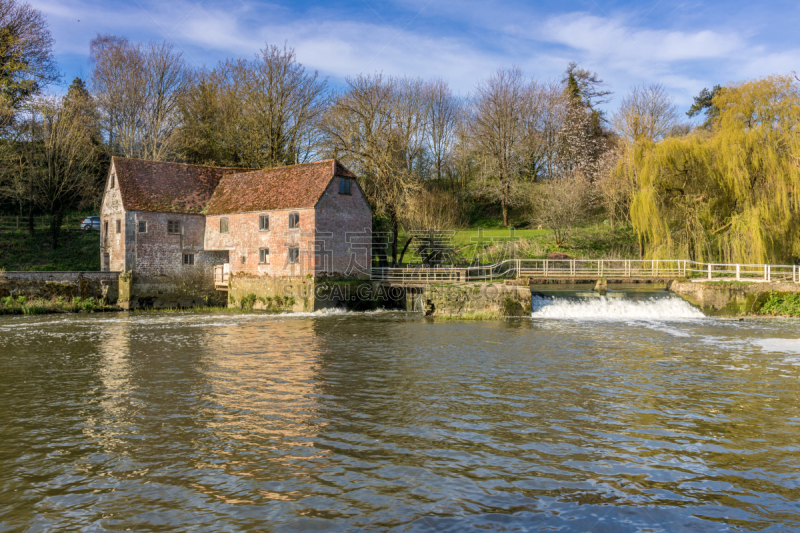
[371,259,800,284]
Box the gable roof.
[205,159,358,215]
[111,157,245,214]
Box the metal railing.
[371,259,800,284]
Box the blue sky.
[30,0,800,115]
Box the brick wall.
[0,271,120,303]
[205,208,317,277]
[314,177,372,278]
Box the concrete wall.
[421,283,533,318]
[670,280,800,316]
[314,177,372,278]
[0,271,120,303]
[228,276,407,312]
[205,208,317,278]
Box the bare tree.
[90,36,190,161]
[13,95,98,247]
[0,0,59,128]
[469,66,538,226]
[534,172,590,246]
[613,83,681,142]
[392,77,430,177]
[179,43,327,168]
[321,74,422,265]
[595,147,630,227]
[425,79,461,183]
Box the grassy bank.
[759,292,800,317]
[0,228,100,271]
[0,295,111,315]
[399,223,639,264]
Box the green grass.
[759,292,800,317]
[398,223,639,265]
[0,228,100,271]
[0,295,109,315]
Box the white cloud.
[25,0,800,110]
[538,13,746,63]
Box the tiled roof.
[206,160,358,215]
[112,157,245,214]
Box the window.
[110,174,115,188]
[259,248,270,264]
[116,219,121,234]
[289,212,300,229]
[183,253,194,265]
[138,221,147,233]
[259,214,270,231]
[338,177,351,195]
[104,221,108,236]
[220,217,229,234]
[167,220,181,234]
[241,255,246,265]
[288,247,299,264]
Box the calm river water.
[2,294,800,532]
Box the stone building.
[100,157,372,308]
[204,160,372,278]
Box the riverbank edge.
[668,280,800,317]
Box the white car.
[81,216,101,230]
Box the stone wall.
[0,271,120,303]
[421,283,533,318]
[100,167,125,271]
[669,280,800,316]
[228,275,407,312]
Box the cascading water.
[531,293,705,320]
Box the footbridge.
[372,259,800,285]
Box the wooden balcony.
[214,264,230,291]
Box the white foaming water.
[531,295,705,320]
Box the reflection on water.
[1,309,800,531]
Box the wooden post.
[767,265,771,283]
[736,264,740,281]
[708,263,712,280]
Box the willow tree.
[628,75,800,263]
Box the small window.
[241,255,246,265]
[338,177,351,195]
[110,174,115,188]
[183,253,194,265]
[168,220,181,234]
[289,212,300,229]
[220,217,229,234]
[259,215,270,231]
[259,248,270,264]
[288,247,299,264]
[116,219,121,234]
[104,221,108,236]
[138,221,147,233]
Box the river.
[1,294,800,531]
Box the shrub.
[759,292,800,317]
[240,293,257,310]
